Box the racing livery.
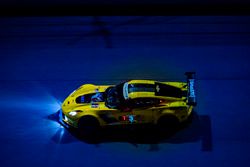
[59,72,196,134]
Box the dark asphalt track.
[0,16,250,167]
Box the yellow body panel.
[128,80,155,84]
[60,79,194,128]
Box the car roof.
[126,80,157,99]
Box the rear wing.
[185,72,197,106]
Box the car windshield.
[105,82,126,109]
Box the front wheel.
[78,116,100,138]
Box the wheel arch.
[77,114,101,128]
[156,113,180,125]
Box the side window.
[130,98,160,108]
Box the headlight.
[68,110,82,116]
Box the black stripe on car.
[155,82,183,98]
[128,84,155,93]
[128,83,186,98]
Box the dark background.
[1,1,250,15]
[1,4,250,167]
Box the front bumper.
[58,109,73,129]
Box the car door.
[108,98,154,125]
[127,98,160,124]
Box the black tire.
[157,115,180,133]
[78,116,100,138]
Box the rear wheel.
[78,116,100,138]
[157,115,179,133]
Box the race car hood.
[69,84,109,97]
[62,84,111,112]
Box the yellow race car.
[58,72,196,135]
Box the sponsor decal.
[91,92,104,102]
[120,114,143,123]
[189,79,195,98]
[128,115,135,123]
[91,103,99,108]
[156,85,160,92]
